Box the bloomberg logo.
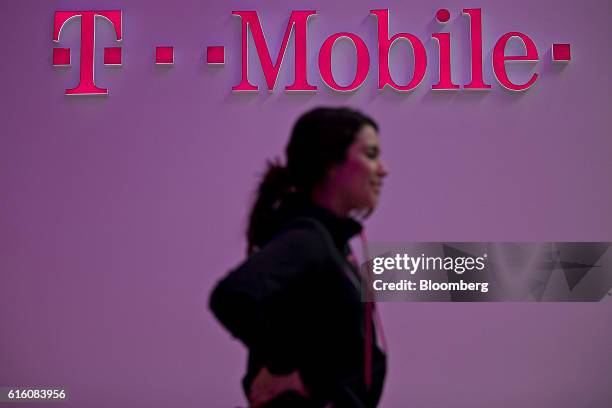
[52,8,571,95]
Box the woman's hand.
[248,366,309,408]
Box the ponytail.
[247,160,293,254]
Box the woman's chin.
[368,194,380,209]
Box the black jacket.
[209,196,386,407]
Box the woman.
[210,107,389,407]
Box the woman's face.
[327,125,389,213]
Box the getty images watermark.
[360,243,612,302]
[371,252,489,294]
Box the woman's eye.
[366,150,379,159]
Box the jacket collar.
[276,193,362,251]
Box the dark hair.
[247,107,378,252]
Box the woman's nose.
[378,160,389,177]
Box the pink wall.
[1,0,611,406]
